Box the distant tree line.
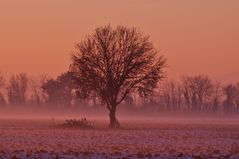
[0,72,238,115]
[0,72,96,110]
[145,75,239,115]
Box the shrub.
[59,118,94,129]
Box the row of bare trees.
[0,72,238,114]
[0,73,45,107]
[141,75,239,114]
[0,72,90,109]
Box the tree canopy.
[70,25,166,128]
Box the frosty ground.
[0,117,239,159]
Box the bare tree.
[70,25,166,128]
[161,80,183,112]
[181,75,213,112]
[181,76,193,111]
[0,72,6,106]
[8,73,28,106]
[28,75,48,106]
[211,82,223,114]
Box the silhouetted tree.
[70,25,166,128]
[56,71,74,106]
[161,80,182,112]
[211,82,223,113]
[0,73,6,106]
[181,77,192,111]
[41,79,59,106]
[8,73,28,106]
[223,84,239,114]
[28,75,48,106]
[181,75,213,112]
[41,72,74,108]
[0,73,4,88]
[237,83,239,112]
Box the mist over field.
[1,107,239,159]
[1,0,239,158]
[1,103,239,126]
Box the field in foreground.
[0,118,239,159]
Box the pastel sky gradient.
[0,0,238,81]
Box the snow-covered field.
[0,118,239,159]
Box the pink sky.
[0,0,238,81]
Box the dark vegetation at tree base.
[58,118,94,129]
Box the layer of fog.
[1,104,239,127]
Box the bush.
[59,118,94,129]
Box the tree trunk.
[109,106,120,128]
